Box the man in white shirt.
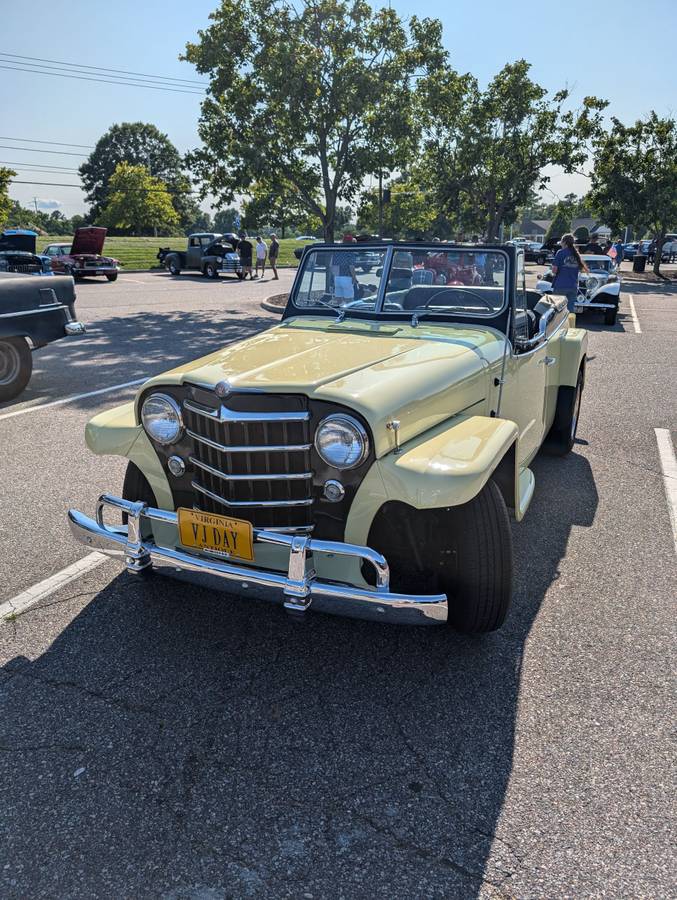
[255,236,268,278]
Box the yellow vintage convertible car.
[68,242,587,632]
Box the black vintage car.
[0,274,86,401]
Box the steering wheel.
[416,288,495,311]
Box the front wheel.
[604,306,617,325]
[442,480,513,633]
[106,272,118,282]
[205,263,218,279]
[543,369,583,456]
[0,336,33,402]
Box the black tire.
[205,263,218,279]
[0,336,33,402]
[106,272,118,282]
[168,259,181,276]
[537,254,546,265]
[441,480,513,633]
[604,306,617,325]
[544,368,583,456]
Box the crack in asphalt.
[357,812,515,894]
[0,743,88,753]
[8,667,160,717]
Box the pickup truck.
[158,233,243,279]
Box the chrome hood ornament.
[215,380,232,399]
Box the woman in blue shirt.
[551,233,588,312]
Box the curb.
[261,300,285,314]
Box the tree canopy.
[79,122,195,231]
[97,163,180,235]
[589,112,677,274]
[183,0,447,241]
[417,60,606,240]
[544,204,571,242]
[0,168,16,229]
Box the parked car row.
[0,227,120,281]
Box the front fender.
[84,402,173,508]
[591,281,620,300]
[345,415,519,546]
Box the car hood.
[0,231,37,253]
[143,317,506,456]
[71,226,107,256]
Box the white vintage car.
[537,254,621,325]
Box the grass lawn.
[37,235,305,270]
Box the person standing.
[268,233,280,280]
[586,236,604,255]
[551,233,588,313]
[237,231,253,279]
[612,237,625,267]
[255,236,268,278]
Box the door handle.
[539,356,557,366]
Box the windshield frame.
[288,242,512,325]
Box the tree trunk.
[653,235,664,276]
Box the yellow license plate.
[177,508,254,562]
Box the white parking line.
[0,378,146,422]
[627,294,642,334]
[0,552,108,621]
[655,428,677,556]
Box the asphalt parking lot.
[1,267,675,898]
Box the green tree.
[589,112,677,275]
[242,179,317,238]
[97,163,180,235]
[418,60,607,240]
[544,204,571,242]
[573,225,590,244]
[183,0,446,241]
[0,168,16,229]
[357,179,439,238]
[79,122,194,230]
[213,208,241,234]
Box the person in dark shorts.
[237,231,254,279]
[269,233,280,280]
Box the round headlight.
[141,393,183,445]
[315,414,369,469]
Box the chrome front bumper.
[67,494,447,625]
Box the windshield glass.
[584,257,611,271]
[292,246,389,313]
[292,246,508,318]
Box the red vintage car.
[43,227,120,281]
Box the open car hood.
[71,227,107,256]
[0,230,38,253]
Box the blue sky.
[2,0,674,217]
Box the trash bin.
[633,254,647,273]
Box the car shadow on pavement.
[0,309,276,413]
[1,451,598,898]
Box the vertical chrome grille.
[183,390,314,531]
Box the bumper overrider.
[68,494,448,625]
